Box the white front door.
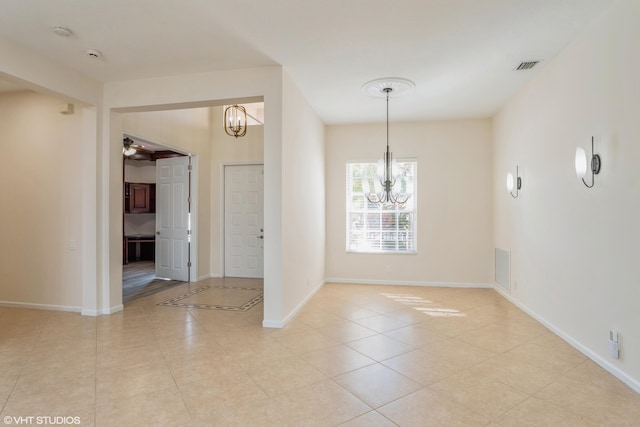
[156,156,190,281]
[224,164,264,278]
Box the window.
[222,102,264,125]
[346,161,417,253]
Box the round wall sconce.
[575,137,601,188]
[506,165,522,198]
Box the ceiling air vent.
[514,61,540,71]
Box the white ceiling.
[0,0,612,124]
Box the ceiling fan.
[123,137,153,156]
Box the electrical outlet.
[69,239,76,251]
[609,329,620,359]
[513,280,518,290]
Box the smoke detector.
[85,49,103,59]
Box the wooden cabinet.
[124,182,156,213]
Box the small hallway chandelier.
[361,78,415,205]
[224,104,247,138]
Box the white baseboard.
[197,273,221,281]
[326,278,493,288]
[0,300,81,313]
[262,280,325,329]
[81,304,124,316]
[493,284,640,394]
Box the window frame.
[345,159,417,255]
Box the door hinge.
[187,229,191,235]
[188,164,192,171]
[187,261,192,267]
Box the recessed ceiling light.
[52,26,72,37]
[85,49,103,59]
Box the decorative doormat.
[157,285,263,311]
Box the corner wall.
[277,70,326,325]
[0,91,84,309]
[493,0,640,390]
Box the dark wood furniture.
[124,182,156,213]
[123,235,155,264]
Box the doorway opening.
[122,133,193,303]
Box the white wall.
[326,119,493,285]
[493,0,640,390]
[0,91,84,309]
[209,106,264,278]
[103,67,284,322]
[278,71,326,324]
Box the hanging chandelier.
[362,78,414,205]
[224,104,247,138]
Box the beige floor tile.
[96,361,177,401]
[273,379,371,425]
[382,349,457,386]
[353,314,410,333]
[429,369,529,419]
[276,329,340,354]
[179,374,269,422]
[4,377,96,415]
[96,388,190,427]
[0,350,26,390]
[224,340,297,368]
[423,338,496,371]
[455,322,536,353]
[167,352,245,389]
[468,353,558,394]
[346,334,415,361]
[497,396,598,426]
[420,311,493,337]
[535,374,640,425]
[338,410,397,427]
[13,358,95,392]
[334,363,423,408]
[211,398,293,427]
[299,344,376,377]
[2,284,638,426]
[295,308,349,329]
[378,387,489,426]
[245,355,328,396]
[382,324,449,348]
[317,321,378,343]
[503,340,587,375]
[97,344,164,370]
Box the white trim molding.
[262,280,325,328]
[326,278,493,288]
[493,284,640,394]
[0,301,81,313]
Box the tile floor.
[0,280,639,426]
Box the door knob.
[258,235,264,239]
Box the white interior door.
[156,156,190,281]
[225,164,264,278]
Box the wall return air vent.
[514,61,540,71]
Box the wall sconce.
[506,166,522,198]
[224,104,247,138]
[575,137,601,188]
